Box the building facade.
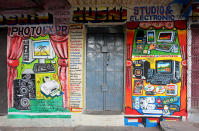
[0,0,199,127]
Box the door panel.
[105,34,124,111]
[86,31,124,112]
[106,71,124,111]
[86,34,104,111]
[86,71,104,111]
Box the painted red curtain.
[49,35,69,109]
[126,29,134,109]
[7,36,23,108]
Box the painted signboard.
[129,5,175,21]
[10,25,68,37]
[69,24,84,112]
[125,20,187,127]
[0,13,53,26]
[7,25,71,118]
[192,3,199,22]
[73,7,127,22]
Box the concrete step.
[160,121,199,131]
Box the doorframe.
[82,23,127,114]
[0,27,8,115]
[187,21,191,119]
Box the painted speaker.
[132,60,150,79]
[13,79,31,110]
[22,73,36,99]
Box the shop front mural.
[125,20,187,127]
[7,25,71,118]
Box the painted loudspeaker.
[13,76,35,110]
[132,60,150,79]
[22,73,36,99]
[13,79,30,110]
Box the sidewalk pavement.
[0,126,160,131]
[1,121,199,131]
[160,121,199,131]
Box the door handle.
[107,53,110,66]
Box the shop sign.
[9,25,68,37]
[73,7,127,22]
[130,6,175,21]
[192,3,199,22]
[69,24,84,111]
[0,13,53,26]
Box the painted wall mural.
[7,25,72,118]
[125,20,187,127]
[73,7,127,22]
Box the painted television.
[156,61,171,73]
[33,40,55,59]
[146,60,181,85]
[31,40,56,73]
[157,31,175,43]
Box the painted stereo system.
[13,73,36,110]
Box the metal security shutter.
[0,28,8,115]
[191,26,199,109]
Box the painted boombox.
[133,60,181,85]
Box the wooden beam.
[62,0,71,8]
[0,6,39,11]
[31,0,44,10]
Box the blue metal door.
[86,30,124,112]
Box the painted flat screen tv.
[157,31,175,43]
